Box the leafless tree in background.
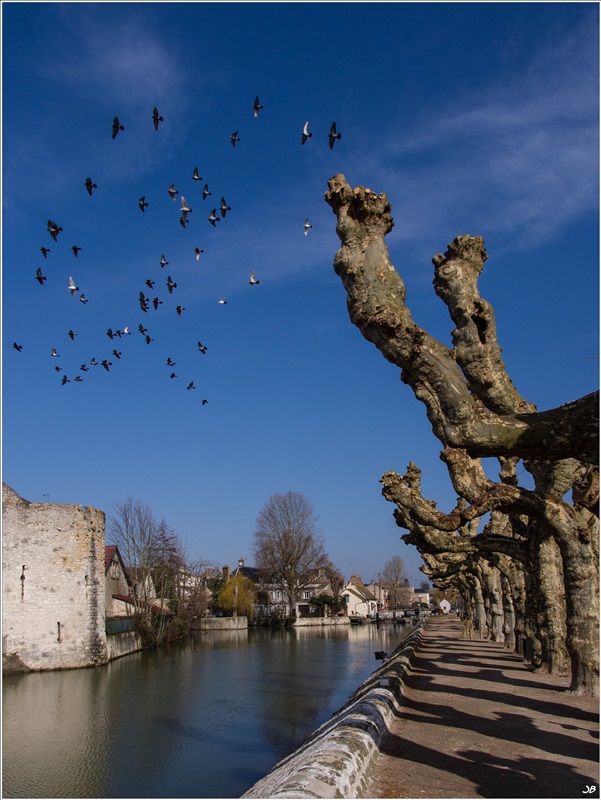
[253,491,328,617]
[382,555,409,609]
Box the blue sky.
[3,2,599,587]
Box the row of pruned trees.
[325,175,599,696]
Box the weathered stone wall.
[106,631,143,660]
[194,616,249,630]
[293,617,351,627]
[2,483,108,670]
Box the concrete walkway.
[363,617,599,799]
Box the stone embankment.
[245,617,599,799]
[243,621,424,798]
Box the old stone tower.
[2,483,108,670]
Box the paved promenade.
[363,616,599,799]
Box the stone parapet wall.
[293,616,351,627]
[2,483,108,670]
[243,621,425,798]
[194,616,249,630]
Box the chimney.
[238,558,245,568]
[350,574,362,586]
[223,565,230,582]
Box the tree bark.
[325,175,598,464]
[325,174,599,695]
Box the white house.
[438,599,452,614]
[342,576,377,618]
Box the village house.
[364,580,390,611]
[105,544,135,618]
[342,575,378,618]
[226,559,339,619]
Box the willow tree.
[324,175,599,696]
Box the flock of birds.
[14,99,343,407]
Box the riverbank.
[243,617,599,799]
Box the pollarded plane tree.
[324,175,599,696]
[382,461,571,676]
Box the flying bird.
[90,357,98,366]
[202,184,211,200]
[62,375,70,385]
[79,294,88,304]
[71,246,82,257]
[170,372,177,379]
[112,349,122,359]
[153,297,163,310]
[166,276,177,294]
[101,360,112,371]
[249,271,260,285]
[122,326,131,336]
[68,330,77,340]
[202,398,208,405]
[139,292,149,312]
[192,167,202,181]
[107,328,114,339]
[194,247,204,260]
[36,267,47,285]
[176,305,185,316]
[304,217,312,235]
[301,121,312,145]
[253,96,263,118]
[208,209,219,226]
[168,184,178,201]
[51,347,60,357]
[220,197,231,218]
[180,196,192,226]
[112,116,124,138]
[138,324,148,335]
[13,342,23,352]
[160,254,169,268]
[47,220,62,241]
[80,364,89,372]
[139,196,149,212]
[145,279,155,289]
[40,247,50,258]
[152,106,164,130]
[84,177,97,195]
[328,121,341,149]
[114,328,122,338]
[218,297,227,305]
[230,131,240,147]
[187,381,196,390]
[167,357,176,366]
[197,342,207,354]
[68,276,79,295]
[145,335,154,345]
[55,366,62,372]
[74,376,83,382]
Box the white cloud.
[342,16,598,256]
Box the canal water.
[3,621,414,798]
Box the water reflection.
[3,622,413,798]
